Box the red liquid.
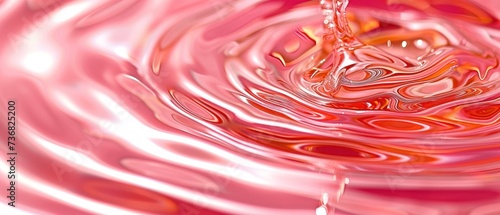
[1,0,499,214]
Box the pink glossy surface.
[1,0,499,214]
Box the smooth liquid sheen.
[1,0,500,214]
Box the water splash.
[314,0,375,95]
[320,0,358,45]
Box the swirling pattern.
[1,0,500,214]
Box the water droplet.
[316,205,328,215]
[321,192,329,205]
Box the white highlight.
[402,40,408,48]
[321,193,329,205]
[114,46,130,59]
[414,39,428,49]
[316,206,328,215]
[22,52,55,76]
[52,1,95,23]
[416,39,423,47]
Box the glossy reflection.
[0,0,499,215]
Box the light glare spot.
[52,1,94,23]
[316,206,328,215]
[321,193,329,205]
[402,41,408,48]
[114,46,129,59]
[414,39,428,49]
[22,52,55,76]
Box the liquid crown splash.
[314,0,374,95]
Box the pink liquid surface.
[1,0,500,214]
